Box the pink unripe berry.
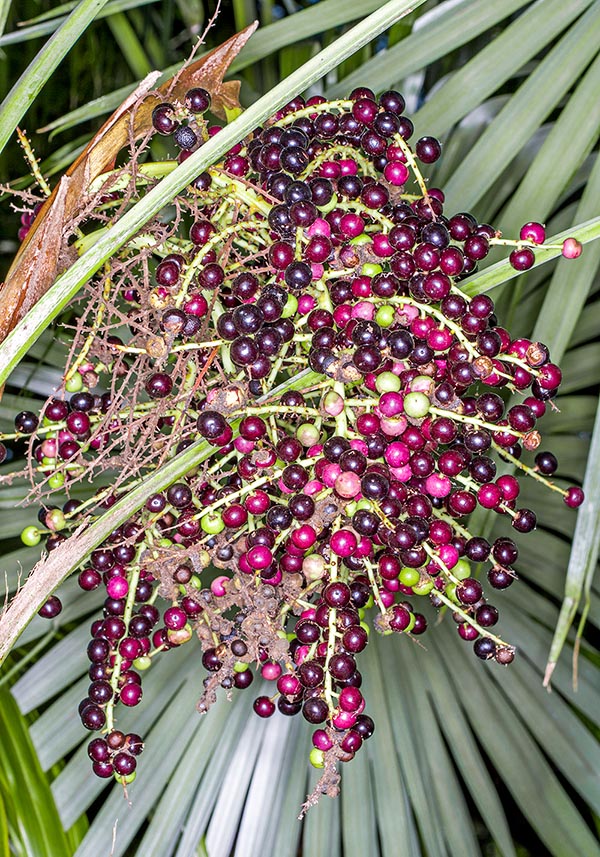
[269,569,283,586]
[306,218,331,237]
[322,463,341,487]
[335,471,361,499]
[294,644,310,665]
[380,416,408,437]
[351,300,375,320]
[261,662,282,681]
[354,537,373,558]
[561,237,582,259]
[322,390,345,416]
[391,464,412,482]
[238,553,253,574]
[425,473,452,498]
[278,674,302,697]
[478,483,503,509]
[372,232,394,257]
[339,158,358,175]
[497,474,520,501]
[340,212,364,238]
[291,524,317,550]
[300,608,317,620]
[439,544,459,569]
[234,437,254,453]
[41,438,58,457]
[211,576,229,597]
[333,305,352,327]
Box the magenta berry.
[519,221,546,244]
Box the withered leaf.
[0,23,257,349]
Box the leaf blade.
[0,0,112,157]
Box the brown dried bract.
[0,25,257,351]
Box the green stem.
[433,589,512,649]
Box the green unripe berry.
[316,192,338,214]
[296,423,320,447]
[65,374,84,393]
[197,550,211,568]
[21,526,41,546]
[116,771,136,784]
[310,748,325,768]
[281,293,298,319]
[350,234,371,246]
[364,594,374,610]
[445,583,459,603]
[361,262,383,277]
[405,613,416,633]
[375,304,395,327]
[190,575,202,589]
[454,559,471,581]
[48,473,65,491]
[233,661,249,673]
[200,513,224,534]
[399,567,421,587]
[133,656,152,671]
[412,579,434,596]
[403,391,430,419]
[375,371,401,394]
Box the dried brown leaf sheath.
[0,24,257,346]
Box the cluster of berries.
[1,84,583,800]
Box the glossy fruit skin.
[9,85,583,798]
